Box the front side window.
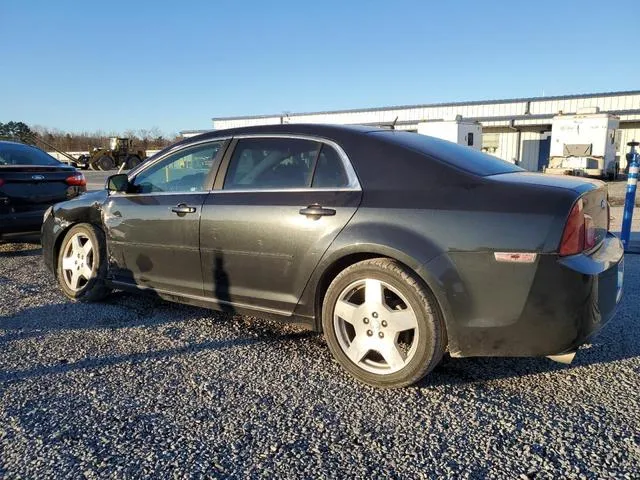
[224,138,320,190]
[133,141,224,193]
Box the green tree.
[0,121,35,143]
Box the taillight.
[65,173,86,187]
[559,198,596,256]
[0,178,5,188]
[584,214,596,250]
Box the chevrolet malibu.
[42,124,624,388]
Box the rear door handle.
[171,204,197,215]
[299,204,336,217]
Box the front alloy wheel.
[61,232,95,291]
[56,223,110,302]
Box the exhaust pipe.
[546,351,576,364]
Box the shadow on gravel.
[0,330,315,385]
[420,317,640,387]
[0,290,213,343]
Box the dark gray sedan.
[41,124,624,388]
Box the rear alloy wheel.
[322,258,445,388]
[57,224,110,302]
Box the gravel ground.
[0,241,639,479]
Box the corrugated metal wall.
[211,92,640,171]
[618,127,640,168]
[213,92,640,130]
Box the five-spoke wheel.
[56,223,110,301]
[60,232,95,291]
[333,278,419,374]
[323,258,445,388]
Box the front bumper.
[41,210,57,274]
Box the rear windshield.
[370,130,524,176]
[0,143,61,166]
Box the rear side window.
[0,143,60,166]
[224,138,320,189]
[312,145,349,188]
[370,130,523,176]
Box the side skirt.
[107,280,317,330]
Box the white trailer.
[546,108,620,178]
[417,116,482,150]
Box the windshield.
[370,130,524,176]
[0,143,61,166]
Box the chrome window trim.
[121,133,362,195]
[108,191,209,198]
[110,186,360,198]
[213,187,360,194]
[227,133,361,191]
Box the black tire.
[56,223,111,302]
[322,258,445,388]
[97,155,115,171]
[126,155,142,169]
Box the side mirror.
[106,174,130,193]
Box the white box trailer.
[417,116,482,150]
[546,108,620,178]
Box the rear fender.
[293,222,462,351]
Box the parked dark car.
[41,124,623,388]
[0,141,86,239]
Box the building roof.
[211,90,640,122]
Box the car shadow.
[420,316,640,388]
[0,326,316,385]
[0,252,316,386]
[2,244,638,388]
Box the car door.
[103,140,228,296]
[200,135,362,315]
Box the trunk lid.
[0,165,77,214]
[491,171,609,252]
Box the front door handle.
[299,204,336,217]
[171,204,197,216]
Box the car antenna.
[391,116,399,130]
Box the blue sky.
[1,0,637,135]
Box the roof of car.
[190,123,381,142]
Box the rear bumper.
[554,233,624,349]
[440,233,624,358]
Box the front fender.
[41,190,108,274]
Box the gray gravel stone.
[0,240,639,478]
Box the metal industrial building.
[183,90,640,171]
